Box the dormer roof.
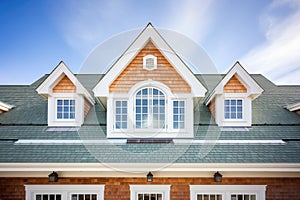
[93,23,207,97]
[206,61,264,105]
[0,100,14,113]
[36,61,94,104]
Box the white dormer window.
[143,55,157,70]
[57,99,75,119]
[107,80,194,138]
[224,99,243,119]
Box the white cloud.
[241,0,300,85]
[163,0,216,41]
[55,0,129,52]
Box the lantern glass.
[147,172,153,182]
[214,171,222,182]
[48,171,58,182]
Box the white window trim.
[25,185,104,200]
[130,185,170,200]
[214,93,252,127]
[113,99,128,131]
[107,80,194,138]
[48,93,84,127]
[190,185,266,200]
[56,98,76,121]
[223,98,244,121]
[143,55,157,70]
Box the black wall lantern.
[214,171,222,182]
[147,172,153,182]
[48,171,59,182]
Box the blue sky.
[0,0,299,85]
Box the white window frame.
[56,98,76,120]
[130,185,170,200]
[143,55,157,70]
[134,87,166,131]
[25,185,104,200]
[224,98,243,120]
[48,93,84,127]
[190,185,266,200]
[214,93,252,127]
[113,99,128,131]
[172,99,186,130]
[107,80,194,138]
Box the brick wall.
[1,177,300,200]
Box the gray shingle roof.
[0,74,299,163]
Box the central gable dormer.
[93,23,207,138]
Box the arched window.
[135,87,165,129]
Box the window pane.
[231,100,236,105]
[92,195,97,200]
[36,195,42,200]
[64,100,69,105]
[57,113,62,119]
[224,100,229,105]
[72,194,77,200]
[43,195,48,200]
[144,194,149,200]
[49,195,55,200]
[85,194,90,200]
[64,113,69,118]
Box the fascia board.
[1,163,300,173]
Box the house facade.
[0,23,300,200]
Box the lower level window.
[71,194,97,200]
[130,185,170,200]
[231,194,256,200]
[138,193,162,200]
[57,99,75,119]
[190,185,265,200]
[197,194,222,200]
[25,185,104,200]
[36,194,61,200]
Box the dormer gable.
[206,61,264,127]
[93,23,206,99]
[52,75,76,93]
[93,23,207,138]
[36,61,94,127]
[224,74,247,93]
